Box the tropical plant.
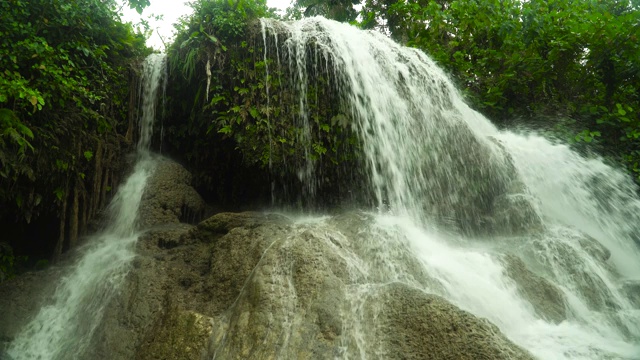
[0,0,150,269]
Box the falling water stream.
[6,54,167,360]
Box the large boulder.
[420,125,543,237]
[138,158,205,228]
[84,223,201,360]
[191,212,533,359]
[364,283,534,360]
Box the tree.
[0,0,150,273]
[353,0,640,180]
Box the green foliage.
[164,0,363,205]
[0,108,34,158]
[127,0,151,14]
[0,0,149,223]
[168,0,275,158]
[292,0,360,21]
[0,242,27,283]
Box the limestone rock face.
[422,128,544,237]
[194,212,532,360]
[85,223,201,360]
[491,181,543,236]
[0,211,535,360]
[138,158,205,228]
[88,211,532,360]
[366,283,534,360]
[501,254,566,323]
[137,310,213,360]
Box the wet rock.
[196,212,532,359]
[2,212,536,360]
[528,228,619,312]
[577,235,611,262]
[0,269,63,353]
[422,121,515,236]
[366,283,535,360]
[196,211,289,241]
[86,223,199,360]
[137,309,213,360]
[622,281,640,308]
[138,159,205,228]
[422,126,544,238]
[205,218,349,359]
[142,223,195,249]
[201,216,295,315]
[491,181,544,236]
[501,254,566,323]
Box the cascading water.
[257,17,640,359]
[6,54,166,360]
[5,17,638,360]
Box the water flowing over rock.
[78,212,535,360]
[500,254,567,324]
[259,17,542,236]
[256,17,640,359]
[1,54,168,360]
[2,17,640,360]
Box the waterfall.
[138,54,167,154]
[4,16,639,360]
[6,54,167,360]
[258,17,640,359]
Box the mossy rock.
[137,309,213,360]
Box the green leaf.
[54,188,64,201]
[83,150,93,161]
[219,125,232,134]
[617,103,627,116]
[313,143,327,155]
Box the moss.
[137,307,214,360]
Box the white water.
[261,17,640,359]
[6,54,166,360]
[6,17,639,360]
[137,54,167,153]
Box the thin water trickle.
[6,54,167,360]
[138,53,167,154]
[260,17,640,359]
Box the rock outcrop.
[138,158,205,228]
[526,227,618,312]
[0,163,535,360]
[84,210,533,359]
[366,283,533,360]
